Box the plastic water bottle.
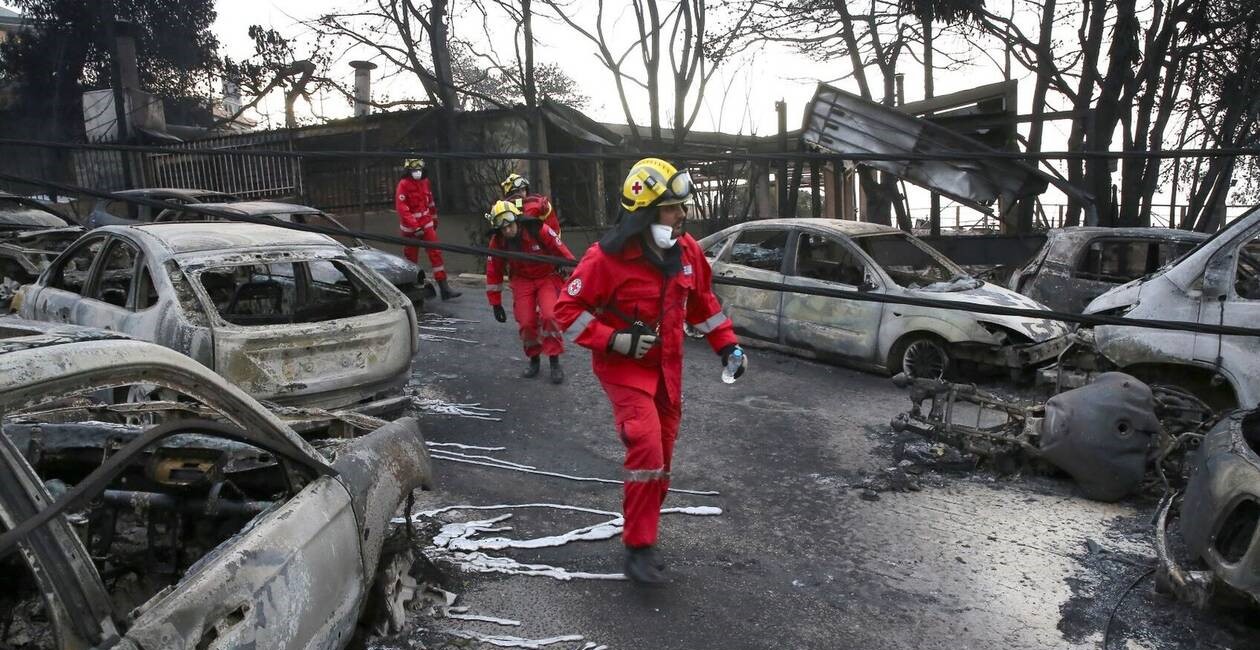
[722,348,744,384]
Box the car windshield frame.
[849,231,969,289]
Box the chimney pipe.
[350,60,377,117]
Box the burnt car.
[16,222,418,409]
[1009,226,1207,314]
[0,317,433,649]
[1069,204,1260,409]
[84,187,242,230]
[0,192,83,307]
[699,219,1070,379]
[154,201,428,306]
[1157,409,1260,609]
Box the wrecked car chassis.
[891,372,1211,501]
[0,331,434,649]
[1156,410,1260,610]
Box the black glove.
[607,323,658,359]
[493,304,507,323]
[719,344,747,379]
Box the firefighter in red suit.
[500,172,561,235]
[485,200,575,384]
[395,158,460,300]
[554,158,747,585]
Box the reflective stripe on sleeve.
[624,467,667,483]
[486,283,504,292]
[564,311,596,340]
[691,310,729,334]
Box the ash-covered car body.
[1154,409,1260,609]
[85,187,243,230]
[0,191,83,304]
[153,201,428,305]
[17,222,418,409]
[0,319,433,649]
[1080,205,1260,408]
[1009,226,1207,314]
[699,219,1070,377]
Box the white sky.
[3,0,1241,224]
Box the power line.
[5,170,1260,339]
[2,137,1259,163]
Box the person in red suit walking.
[553,158,747,585]
[395,158,460,300]
[485,200,575,383]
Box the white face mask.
[650,223,679,249]
[410,170,423,180]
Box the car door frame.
[25,232,114,324]
[780,226,887,363]
[710,225,792,344]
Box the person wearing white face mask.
[395,158,460,300]
[553,157,746,586]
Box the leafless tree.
[538,0,754,149]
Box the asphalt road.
[377,279,1257,650]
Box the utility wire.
[6,171,1260,339]
[3,137,1259,163]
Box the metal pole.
[776,100,788,218]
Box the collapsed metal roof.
[801,83,1091,215]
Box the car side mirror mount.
[858,278,877,292]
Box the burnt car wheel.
[895,335,951,380]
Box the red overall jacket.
[514,194,560,233]
[395,176,437,234]
[554,235,737,404]
[486,222,575,307]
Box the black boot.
[522,356,541,378]
[438,279,461,300]
[549,356,565,384]
[624,546,668,586]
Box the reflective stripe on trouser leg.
[512,276,542,357]
[538,274,564,357]
[419,226,447,280]
[604,381,668,548]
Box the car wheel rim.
[903,340,948,379]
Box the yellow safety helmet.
[500,172,529,197]
[485,199,521,229]
[620,158,694,212]
[403,158,425,171]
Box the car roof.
[111,188,237,200]
[732,218,903,237]
[191,201,322,215]
[109,222,339,254]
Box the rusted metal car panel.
[700,219,1070,378]
[0,192,83,307]
[1156,410,1260,609]
[0,321,433,649]
[155,200,427,305]
[1009,227,1207,314]
[85,187,242,230]
[1079,205,1260,409]
[16,223,418,409]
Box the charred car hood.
[904,283,1070,342]
[1083,278,1144,315]
[350,247,418,286]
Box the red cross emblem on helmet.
[631,181,643,194]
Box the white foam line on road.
[431,450,537,469]
[441,630,585,648]
[449,551,627,581]
[448,519,623,551]
[416,503,620,518]
[427,442,509,452]
[426,454,720,496]
[444,612,523,626]
[418,333,480,343]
